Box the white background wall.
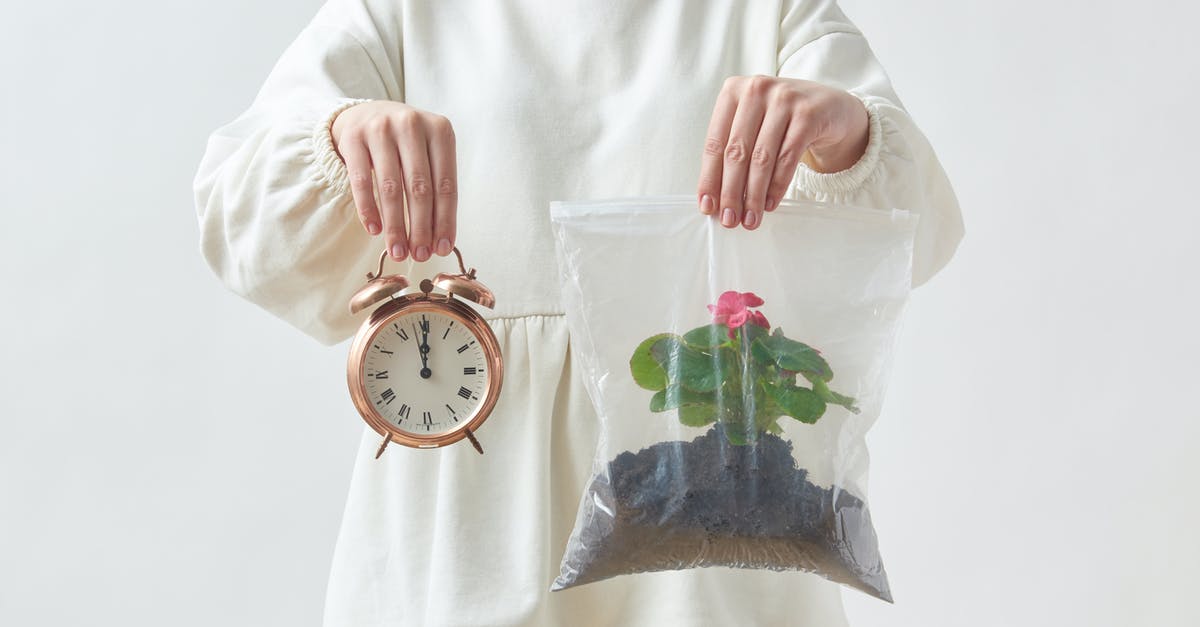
[2,1,1197,625]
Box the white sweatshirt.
[192,0,964,348]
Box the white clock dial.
[361,309,490,436]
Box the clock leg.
[375,432,393,459]
[465,429,484,455]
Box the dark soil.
[551,423,892,602]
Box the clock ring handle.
[366,246,476,281]
[450,246,478,279]
[365,249,393,281]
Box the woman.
[193,0,964,624]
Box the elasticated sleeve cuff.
[309,97,375,196]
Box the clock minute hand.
[416,321,432,379]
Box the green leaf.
[650,336,735,393]
[807,376,860,414]
[630,333,673,391]
[678,404,718,427]
[764,381,827,424]
[648,384,714,412]
[750,335,833,381]
[682,324,729,348]
[719,419,754,445]
[754,392,785,430]
[738,322,770,345]
[773,365,798,384]
[765,420,784,435]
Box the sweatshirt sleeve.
[774,0,965,288]
[192,0,403,346]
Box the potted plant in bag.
[551,290,893,602]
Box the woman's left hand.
[697,75,870,230]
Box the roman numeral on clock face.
[457,386,472,400]
[463,367,476,375]
[373,370,388,380]
[457,340,476,354]
[422,411,433,431]
[398,403,411,421]
[380,388,395,405]
[394,324,409,341]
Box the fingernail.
[700,194,714,215]
[391,242,406,259]
[415,245,429,261]
[367,221,380,235]
[721,207,735,227]
[436,238,452,256]
[743,210,757,228]
[765,197,776,212]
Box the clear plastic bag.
[548,195,918,602]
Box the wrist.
[802,91,870,174]
[328,99,372,159]
[792,92,883,196]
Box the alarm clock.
[346,247,503,457]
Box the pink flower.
[706,290,771,339]
[748,310,770,329]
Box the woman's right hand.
[331,101,458,262]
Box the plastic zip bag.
[548,194,918,602]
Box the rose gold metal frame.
[346,290,504,456]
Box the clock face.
[360,309,491,437]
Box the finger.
[743,105,790,230]
[395,115,434,262]
[765,112,820,217]
[340,134,381,236]
[718,76,770,229]
[366,120,408,260]
[697,77,740,218]
[426,115,458,256]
